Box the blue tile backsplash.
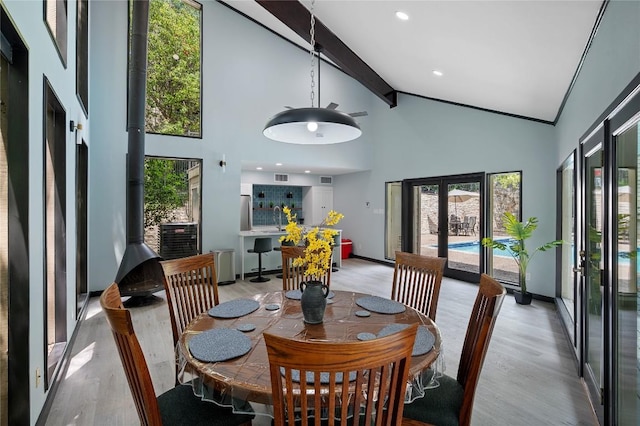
[253,185,303,227]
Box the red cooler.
[341,239,352,259]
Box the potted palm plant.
[482,212,563,305]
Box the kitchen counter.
[238,228,342,280]
[239,227,287,237]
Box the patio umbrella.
[448,189,479,216]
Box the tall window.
[614,111,639,425]
[558,154,576,330]
[486,171,521,284]
[44,0,68,65]
[144,157,202,258]
[44,79,67,389]
[76,0,88,114]
[146,0,202,137]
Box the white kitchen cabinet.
[303,186,333,225]
[240,183,252,196]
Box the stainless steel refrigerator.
[240,195,252,231]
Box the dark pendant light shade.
[263,107,361,144]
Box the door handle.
[573,250,586,276]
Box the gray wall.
[334,94,558,294]
[555,0,640,162]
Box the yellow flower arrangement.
[279,206,344,281]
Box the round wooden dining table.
[176,290,443,418]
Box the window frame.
[43,0,68,67]
[484,170,523,287]
[141,0,203,138]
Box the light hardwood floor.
[45,258,598,425]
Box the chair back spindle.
[160,253,219,346]
[391,252,446,321]
[265,324,417,426]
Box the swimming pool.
[446,239,515,258]
[442,239,637,265]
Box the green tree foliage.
[144,158,188,228]
[146,0,201,136]
[494,172,521,189]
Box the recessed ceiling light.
[256,167,263,170]
[432,70,443,77]
[395,11,409,21]
[275,163,283,166]
[304,170,311,174]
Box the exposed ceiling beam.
[256,0,397,108]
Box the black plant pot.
[514,290,532,305]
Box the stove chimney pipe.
[115,0,162,290]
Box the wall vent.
[274,173,289,182]
[319,176,333,185]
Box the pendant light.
[263,0,362,144]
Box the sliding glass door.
[557,153,578,350]
[403,173,484,282]
[572,76,640,424]
[580,127,605,423]
[610,90,639,426]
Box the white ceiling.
[224,0,604,175]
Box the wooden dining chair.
[100,283,254,426]
[281,245,331,291]
[391,252,446,321]
[402,274,506,426]
[264,324,418,426]
[401,419,433,426]
[160,252,220,347]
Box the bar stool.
[247,238,272,283]
[274,240,295,279]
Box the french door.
[579,125,606,424]
[573,74,640,425]
[402,173,484,282]
[609,86,639,426]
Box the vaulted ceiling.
[221,0,605,124]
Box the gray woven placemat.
[377,324,435,356]
[355,296,406,314]
[356,332,376,341]
[189,328,252,362]
[208,299,260,318]
[280,367,358,384]
[285,289,335,300]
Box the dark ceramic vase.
[300,280,329,324]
